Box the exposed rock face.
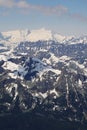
[0,38,87,129]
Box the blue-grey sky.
[0,0,87,36]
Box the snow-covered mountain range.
[0,28,87,129]
[1,28,70,43]
[1,28,87,44]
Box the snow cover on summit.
[0,28,87,48]
[27,28,52,42]
[1,28,71,43]
[2,29,30,43]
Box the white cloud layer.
[0,0,14,8]
[0,0,86,22]
[0,0,68,16]
[71,13,87,22]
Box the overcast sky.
[0,0,87,36]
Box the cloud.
[0,0,68,16]
[0,0,14,8]
[0,0,86,23]
[16,1,30,8]
[34,5,68,16]
[71,13,87,22]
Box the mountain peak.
[1,28,68,43]
[1,28,87,44]
[28,28,52,42]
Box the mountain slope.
[1,28,71,43]
[0,29,87,129]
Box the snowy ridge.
[2,57,61,80]
[26,28,52,42]
[1,28,87,45]
[0,29,87,124]
[1,28,71,43]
